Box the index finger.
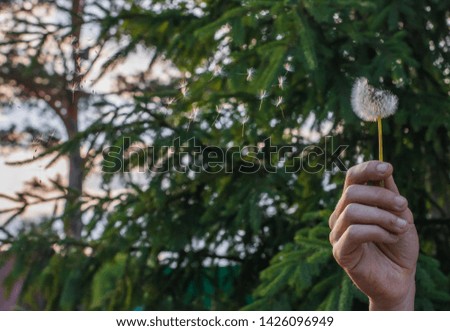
[344,161,393,190]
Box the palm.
[348,222,419,302]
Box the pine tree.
[1,0,448,310]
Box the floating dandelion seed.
[212,105,222,126]
[274,96,284,108]
[258,90,269,99]
[241,116,249,137]
[283,63,294,73]
[177,79,188,90]
[178,82,189,100]
[258,90,269,111]
[187,105,199,131]
[180,86,189,98]
[209,65,225,81]
[278,76,286,90]
[351,77,398,161]
[274,96,285,118]
[246,68,256,81]
[213,65,223,77]
[165,97,177,106]
[68,82,79,102]
[223,23,232,32]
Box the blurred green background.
[0,0,449,310]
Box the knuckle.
[345,224,358,240]
[375,188,394,207]
[346,166,355,180]
[388,215,397,228]
[332,244,341,261]
[359,161,372,176]
[343,185,356,202]
[403,197,409,210]
[342,203,357,222]
[328,211,336,228]
[329,230,335,244]
[405,208,413,222]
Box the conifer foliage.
[0,0,449,310]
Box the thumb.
[384,175,400,195]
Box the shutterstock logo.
[102,136,348,174]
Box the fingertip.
[345,161,393,188]
[375,161,393,177]
[395,217,408,228]
[394,196,408,211]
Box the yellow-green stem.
[377,116,383,162]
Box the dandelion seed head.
[351,77,398,122]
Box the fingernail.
[376,162,389,174]
[395,196,407,208]
[395,218,407,228]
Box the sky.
[0,148,67,221]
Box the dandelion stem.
[377,116,385,187]
[377,116,383,162]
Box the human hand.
[329,161,419,310]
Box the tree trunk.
[62,0,84,239]
[64,107,83,239]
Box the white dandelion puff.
[278,76,286,89]
[246,67,256,81]
[351,77,398,162]
[351,77,398,122]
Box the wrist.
[369,280,415,311]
